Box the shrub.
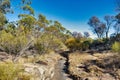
[34,33,64,54]
[34,39,45,54]
[65,38,91,51]
[65,38,77,51]
[81,40,90,51]
[0,62,22,80]
[0,30,28,54]
[112,41,120,53]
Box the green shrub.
[0,62,22,80]
[81,40,90,51]
[0,30,28,54]
[34,39,45,54]
[112,41,120,53]
[65,38,77,51]
[34,33,63,54]
[65,38,91,51]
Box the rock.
[85,77,98,80]
[101,73,115,80]
[49,67,54,78]
[23,63,55,80]
[0,52,10,61]
[25,67,34,73]
[38,67,46,75]
[116,69,120,79]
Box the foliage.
[1,0,120,61]
[22,4,34,15]
[84,32,90,38]
[65,38,77,51]
[18,14,36,33]
[0,12,7,30]
[34,33,64,54]
[112,41,120,53]
[5,22,17,35]
[88,16,106,38]
[37,14,49,27]
[104,15,115,38]
[20,0,34,15]
[0,30,28,54]
[65,37,91,51]
[72,31,82,39]
[0,62,22,80]
[114,23,120,35]
[81,40,90,50]
[0,0,11,14]
[34,38,46,54]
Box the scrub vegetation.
[0,0,120,80]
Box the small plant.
[65,38,77,51]
[112,41,120,53]
[0,62,22,80]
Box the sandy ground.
[52,58,72,80]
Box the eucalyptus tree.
[20,0,34,15]
[104,15,115,39]
[0,0,12,30]
[54,21,66,33]
[36,14,49,31]
[0,12,7,30]
[88,16,106,38]
[0,0,11,14]
[114,23,120,35]
[18,14,36,32]
[17,0,36,33]
[115,13,120,35]
[13,0,36,62]
[84,32,90,38]
[5,22,17,35]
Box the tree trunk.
[106,32,108,39]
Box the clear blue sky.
[7,0,117,38]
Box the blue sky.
[7,0,117,38]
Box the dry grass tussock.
[68,52,120,79]
[0,51,62,80]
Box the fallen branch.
[13,39,33,63]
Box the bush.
[65,37,91,51]
[0,62,22,80]
[112,41,120,53]
[90,39,108,50]
[34,39,45,54]
[81,40,90,51]
[65,38,78,51]
[0,30,28,54]
[34,33,64,54]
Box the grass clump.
[112,41,120,53]
[18,73,32,80]
[0,62,22,80]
